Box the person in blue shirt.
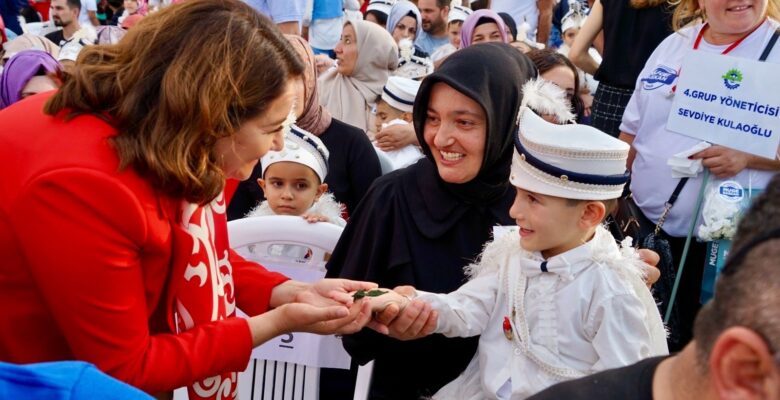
[0,361,153,399]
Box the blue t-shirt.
[313,0,342,20]
[245,0,304,23]
[0,361,152,400]
[415,31,450,55]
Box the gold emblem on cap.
[520,153,526,161]
[560,175,569,182]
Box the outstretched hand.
[366,285,438,340]
[295,278,378,308]
[273,300,373,335]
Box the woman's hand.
[637,249,661,288]
[314,54,335,75]
[296,279,379,307]
[248,300,374,346]
[691,145,750,178]
[375,124,418,151]
[367,285,437,340]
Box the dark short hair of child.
[448,20,464,28]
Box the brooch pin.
[503,316,513,341]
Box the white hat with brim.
[261,125,330,183]
[509,106,630,200]
[367,0,395,15]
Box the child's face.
[509,187,589,259]
[374,99,409,133]
[258,162,327,216]
[124,0,139,14]
[448,21,462,48]
[563,27,579,48]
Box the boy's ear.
[315,183,328,200]
[400,112,414,123]
[257,178,266,192]
[580,201,606,229]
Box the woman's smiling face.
[423,82,487,184]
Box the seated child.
[248,125,345,227]
[370,102,668,399]
[373,76,424,170]
[431,1,472,62]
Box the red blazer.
[0,93,289,394]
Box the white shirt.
[309,17,343,50]
[78,0,98,27]
[418,227,667,400]
[621,20,779,237]
[491,0,538,42]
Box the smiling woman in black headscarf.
[325,43,537,400]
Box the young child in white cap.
[370,98,668,399]
[431,0,473,62]
[373,76,424,170]
[247,125,345,227]
[557,1,600,95]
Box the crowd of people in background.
[1,0,780,399]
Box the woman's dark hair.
[526,48,585,123]
[475,16,495,27]
[365,10,388,26]
[45,0,304,205]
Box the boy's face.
[375,100,409,133]
[509,187,588,258]
[563,27,579,48]
[448,21,462,48]
[258,162,327,216]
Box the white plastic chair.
[232,215,346,400]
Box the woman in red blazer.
[0,1,380,398]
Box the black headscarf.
[413,42,536,205]
[498,12,518,41]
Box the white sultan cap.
[382,76,421,113]
[448,0,473,23]
[510,106,630,200]
[367,0,395,15]
[261,125,330,183]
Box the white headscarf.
[318,20,398,132]
[386,1,422,44]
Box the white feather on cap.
[520,78,576,124]
[561,0,587,33]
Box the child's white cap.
[381,76,421,113]
[561,1,586,33]
[261,125,330,183]
[448,0,473,23]
[367,0,395,15]
[510,106,629,200]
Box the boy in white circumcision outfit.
[374,104,668,399]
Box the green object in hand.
[352,289,388,300]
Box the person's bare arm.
[88,10,100,26]
[536,0,555,45]
[277,21,300,35]
[618,132,636,170]
[569,0,603,75]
